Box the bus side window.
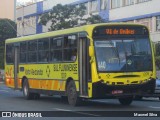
[63,35,77,62]
[6,44,14,64]
[50,37,63,62]
[71,49,77,61]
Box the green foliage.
[39,4,106,31]
[0,19,17,41]
[0,19,17,69]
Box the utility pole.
[14,0,16,21]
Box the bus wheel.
[67,81,81,106]
[118,96,133,105]
[22,79,34,100]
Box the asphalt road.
[0,82,160,120]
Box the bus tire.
[67,81,81,106]
[22,79,34,100]
[119,96,133,105]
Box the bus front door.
[14,46,19,90]
[79,37,90,97]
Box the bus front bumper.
[92,78,156,98]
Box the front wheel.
[67,81,81,106]
[118,96,133,105]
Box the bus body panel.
[5,23,156,102]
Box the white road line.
[0,90,9,92]
[149,106,160,109]
[53,108,100,117]
[54,108,71,111]
[91,100,109,103]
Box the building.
[109,0,160,42]
[16,0,109,37]
[0,0,16,20]
[16,0,160,42]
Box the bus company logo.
[106,74,110,78]
[25,69,43,76]
[46,66,50,77]
[127,60,132,65]
[2,112,11,117]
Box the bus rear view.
[91,24,156,105]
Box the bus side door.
[79,35,90,97]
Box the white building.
[109,0,160,42]
[16,0,160,43]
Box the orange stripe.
[53,80,58,90]
[59,81,64,91]
[47,80,52,90]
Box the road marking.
[0,90,9,92]
[91,100,109,103]
[149,106,160,109]
[54,108,71,111]
[53,108,100,117]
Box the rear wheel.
[22,79,40,100]
[23,79,33,100]
[67,81,81,106]
[119,96,133,105]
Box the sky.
[17,0,77,5]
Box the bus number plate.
[112,90,123,95]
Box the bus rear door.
[14,44,20,90]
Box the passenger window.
[6,44,14,64]
[38,38,49,62]
[63,35,77,61]
[28,40,37,62]
[50,37,63,62]
[20,42,27,63]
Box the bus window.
[6,44,14,64]
[28,40,37,63]
[63,35,77,61]
[38,38,49,62]
[50,37,63,62]
[20,42,27,63]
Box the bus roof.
[5,23,147,44]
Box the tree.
[39,4,106,31]
[0,19,17,69]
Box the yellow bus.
[5,23,156,106]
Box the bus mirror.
[89,46,94,57]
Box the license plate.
[112,90,123,95]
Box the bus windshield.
[94,38,152,72]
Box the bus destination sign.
[93,26,149,37]
[106,28,135,35]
